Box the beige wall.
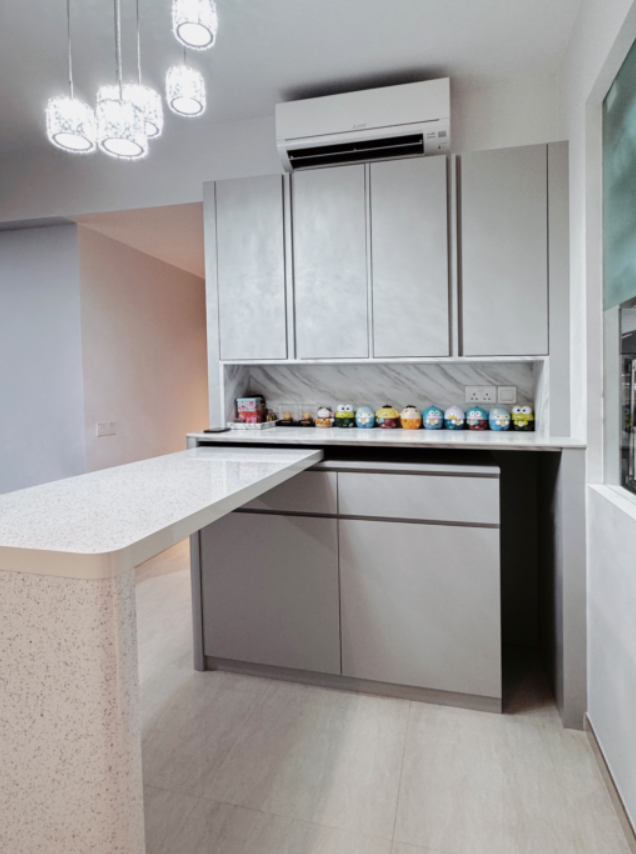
[78,226,208,471]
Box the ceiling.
[70,204,204,278]
[0,0,582,161]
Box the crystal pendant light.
[172,0,218,50]
[97,0,148,159]
[45,0,96,153]
[166,62,206,116]
[124,0,163,138]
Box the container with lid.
[511,406,534,431]
[376,405,400,429]
[444,406,465,430]
[355,405,376,429]
[316,406,335,428]
[422,405,444,430]
[334,404,356,428]
[466,406,489,431]
[489,406,511,431]
[400,405,423,430]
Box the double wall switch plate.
[465,386,497,404]
[96,421,116,437]
[497,386,517,404]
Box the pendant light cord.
[136,0,142,85]
[67,0,74,98]
[114,0,123,96]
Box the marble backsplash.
[224,362,537,422]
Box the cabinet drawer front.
[201,513,340,674]
[242,471,337,515]
[338,472,499,525]
[340,519,501,698]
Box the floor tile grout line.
[191,794,398,844]
[390,699,414,844]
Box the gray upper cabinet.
[371,157,450,357]
[460,145,549,356]
[216,175,287,361]
[293,165,369,359]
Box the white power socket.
[97,421,116,437]
[465,386,497,404]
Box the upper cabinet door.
[216,175,287,361]
[460,145,549,356]
[293,165,369,359]
[371,157,450,357]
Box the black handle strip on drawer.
[314,467,500,478]
[234,508,499,529]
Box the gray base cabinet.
[339,519,501,698]
[200,511,340,674]
[198,459,501,705]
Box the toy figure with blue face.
[334,403,356,428]
[466,406,489,431]
[444,406,465,430]
[489,406,511,431]
[355,405,376,428]
[511,405,535,432]
[422,405,444,430]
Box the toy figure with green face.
[511,405,535,431]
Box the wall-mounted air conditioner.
[275,78,450,172]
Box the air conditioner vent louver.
[288,134,424,170]
[276,79,450,172]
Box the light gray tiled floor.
[137,540,631,854]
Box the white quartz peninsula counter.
[0,446,323,854]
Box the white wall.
[78,227,209,471]
[452,71,562,153]
[560,0,636,827]
[0,74,563,225]
[0,224,86,493]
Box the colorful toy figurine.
[489,406,511,431]
[400,405,423,430]
[334,404,356,428]
[466,406,490,431]
[422,405,444,430]
[376,404,400,429]
[444,406,465,430]
[511,405,535,432]
[315,405,335,428]
[355,405,376,429]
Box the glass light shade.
[123,83,164,138]
[97,86,148,159]
[172,0,218,49]
[166,65,206,116]
[46,96,97,153]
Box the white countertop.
[0,447,323,579]
[188,427,586,451]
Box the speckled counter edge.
[0,568,145,854]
